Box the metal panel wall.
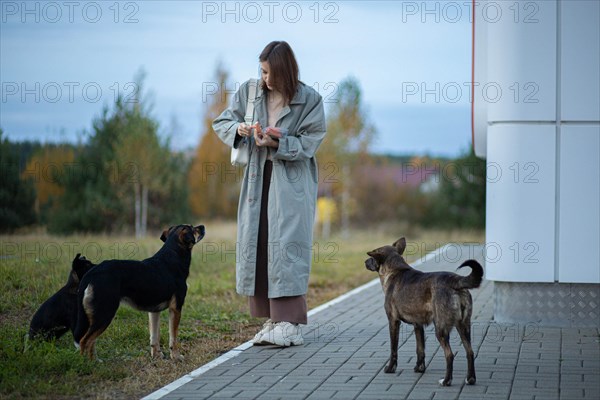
[560,1,600,121]
[558,127,600,283]
[486,1,557,123]
[486,124,556,282]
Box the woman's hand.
[253,123,279,148]
[237,123,253,138]
[264,126,284,139]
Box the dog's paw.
[384,364,397,374]
[465,376,476,385]
[438,378,452,386]
[150,344,165,359]
[413,364,426,373]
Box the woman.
[213,41,326,346]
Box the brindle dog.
[365,237,483,386]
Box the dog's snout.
[365,258,378,272]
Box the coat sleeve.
[212,81,248,149]
[273,94,326,161]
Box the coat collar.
[256,81,309,126]
[255,81,308,105]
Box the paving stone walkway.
[145,246,600,400]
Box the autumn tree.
[319,77,376,234]
[23,145,74,223]
[188,63,240,219]
[110,71,169,237]
[49,69,188,234]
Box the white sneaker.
[257,322,304,347]
[251,319,274,345]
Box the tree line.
[0,66,485,235]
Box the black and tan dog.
[365,238,483,386]
[28,254,96,341]
[73,224,205,360]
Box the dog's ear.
[178,227,189,245]
[69,255,94,288]
[193,225,205,243]
[160,226,175,242]
[393,237,406,255]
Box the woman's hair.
[259,41,299,104]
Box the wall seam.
[554,0,562,282]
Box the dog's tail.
[454,259,484,289]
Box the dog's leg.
[457,322,476,385]
[78,287,118,361]
[87,335,97,360]
[78,286,97,360]
[74,284,93,347]
[80,326,107,361]
[168,307,183,361]
[384,318,400,373]
[435,327,454,386]
[413,324,426,373]
[149,312,163,359]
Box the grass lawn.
[0,221,483,399]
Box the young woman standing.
[213,41,326,346]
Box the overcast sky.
[1,1,475,156]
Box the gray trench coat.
[213,80,326,298]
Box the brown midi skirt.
[247,160,308,324]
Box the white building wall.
[558,127,600,283]
[475,0,600,284]
[557,1,600,283]
[486,125,556,282]
[486,1,557,122]
[560,1,600,122]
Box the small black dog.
[74,224,205,360]
[28,254,96,341]
[366,237,483,386]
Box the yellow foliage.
[22,146,74,213]
[188,63,241,218]
[316,196,338,224]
